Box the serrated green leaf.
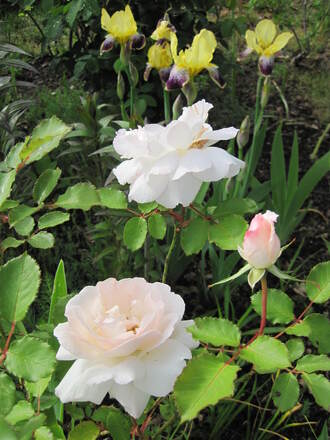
[65,405,84,421]
[0,254,40,322]
[93,406,131,440]
[0,418,17,440]
[55,183,100,211]
[5,336,56,382]
[28,232,54,249]
[48,260,67,326]
[5,401,34,425]
[174,353,239,422]
[68,421,99,440]
[285,320,310,337]
[306,261,330,303]
[38,211,70,230]
[188,318,241,347]
[0,200,19,211]
[0,237,25,251]
[302,373,330,411]
[20,117,71,164]
[272,373,299,412]
[98,187,127,209]
[305,314,330,354]
[9,205,40,227]
[181,217,208,255]
[296,355,330,373]
[138,201,158,213]
[286,338,304,362]
[212,198,258,217]
[0,373,16,416]
[33,168,61,204]
[25,376,51,397]
[0,170,16,207]
[251,289,294,324]
[14,216,35,236]
[148,214,166,240]
[209,214,247,250]
[239,336,291,373]
[123,217,147,251]
[18,414,46,440]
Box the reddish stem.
[0,321,16,365]
[274,299,314,339]
[258,275,268,336]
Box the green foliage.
[272,373,299,412]
[33,168,62,204]
[148,214,167,240]
[286,314,330,354]
[181,217,208,255]
[0,373,16,416]
[48,260,67,326]
[302,373,330,411]
[174,353,240,422]
[5,336,55,382]
[5,401,34,425]
[239,336,291,373]
[296,355,330,373]
[251,289,294,324]
[0,170,16,207]
[92,406,132,440]
[28,232,55,249]
[0,254,40,322]
[286,338,305,362]
[188,318,241,347]
[55,183,100,211]
[38,211,70,230]
[98,188,128,209]
[123,217,147,251]
[208,215,247,250]
[68,421,99,440]
[14,216,35,236]
[306,261,330,303]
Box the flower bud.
[117,71,125,101]
[172,93,184,120]
[261,76,271,109]
[237,115,250,149]
[128,61,139,87]
[238,210,281,269]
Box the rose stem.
[258,275,268,336]
[162,225,177,284]
[0,321,16,365]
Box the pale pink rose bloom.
[54,278,198,418]
[238,210,281,269]
[113,99,245,208]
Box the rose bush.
[54,277,197,418]
[113,99,244,208]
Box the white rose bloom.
[54,277,198,419]
[113,99,245,208]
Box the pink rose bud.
[238,210,281,269]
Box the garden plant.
[0,1,329,439]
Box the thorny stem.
[274,299,314,339]
[162,225,177,284]
[0,321,16,365]
[258,275,268,336]
[189,204,213,222]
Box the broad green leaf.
[68,421,99,440]
[5,401,34,425]
[28,232,54,249]
[66,0,84,27]
[18,414,46,440]
[212,198,258,217]
[14,216,34,236]
[305,314,330,354]
[5,142,24,169]
[25,376,51,397]
[306,261,330,303]
[9,204,40,227]
[209,215,247,250]
[296,355,330,373]
[0,170,16,207]
[123,217,147,251]
[302,373,330,411]
[33,168,61,204]
[0,200,19,211]
[286,338,304,362]
[251,289,294,324]
[35,426,54,440]
[188,318,241,347]
[93,406,131,440]
[20,117,71,164]
[66,405,84,421]
[138,201,158,213]
[0,373,16,416]
[48,260,67,326]
[272,373,299,412]
[0,237,24,251]
[181,217,208,255]
[5,336,56,382]
[98,187,127,209]
[174,353,239,422]
[0,418,17,440]
[239,336,291,373]
[285,320,310,337]
[0,254,40,322]
[148,214,166,240]
[38,211,70,230]
[55,183,100,211]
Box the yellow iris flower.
[151,20,173,41]
[245,19,293,57]
[170,29,217,77]
[101,5,137,44]
[148,43,173,70]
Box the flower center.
[188,126,208,150]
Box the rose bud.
[238,210,281,269]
